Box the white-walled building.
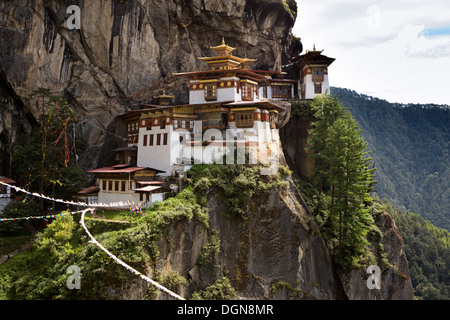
[0,177,16,214]
[292,46,335,100]
[87,165,167,208]
[119,39,295,177]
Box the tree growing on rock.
[307,94,376,270]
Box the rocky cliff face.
[340,211,414,300]
[0,0,301,172]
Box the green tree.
[307,94,376,270]
[35,214,77,260]
[12,88,86,212]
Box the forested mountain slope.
[331,87,450,231]
[385,200,450,300]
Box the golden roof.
[210,38,236,55]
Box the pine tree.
[307,94,376,270]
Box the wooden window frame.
[242,84,254,101]
[204,84,217,101]
[312,69,325,82]
[157,134,161,146]
[149,134,154,146]
[314,83,322,94]
[143,135,148,146]
[272,86,292,99]
[236,112,254,128]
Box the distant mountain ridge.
[331,87,450,231]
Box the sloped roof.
[0,176,16,184]
[88,165,165,174]
[75,186,100,195]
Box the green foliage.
[12,88,86,212]
[304,94,377,271]
[148,187,209,228]
[188,163,289,218]
[269,279,305,299]
[385,200,450,300]
[281,0,297,20]
[0,197,39,236]
[197,228,221,267]
[331,87,450,231]
[35,214,78,261]
[191,276,237,300]
[162,271,188,291]
[0,189,208,299]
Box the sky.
[292,0,450,105]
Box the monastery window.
[272,86,292,99]
[87,195,98,205]
[115,181,120,191]
[147,120,152,130]
[109,181,113,191]
[312,69,325,82]
[173,119,179,129]
[150,134,154,146]
[164,133,168,145]
[129,122,138,133]
[242,83,254,101]
[157,134,161,146]
[204,84,217,101]
[161,118,166,129]
[314,83,322,94]
[236,113,253,128]
[263,86,268,98]
[121,181,126,192]
[102,180,107,191]
[143,135,148,147]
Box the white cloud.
[293,0,450,104]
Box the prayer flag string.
[0,181,135,209]
[0,209,84,222]
[0,182,184,299]
[79,209,185,300]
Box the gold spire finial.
[313,44,316,51]
[221,37,225,45]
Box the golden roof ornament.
[153,90,175,99]
[210,37,236,56]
